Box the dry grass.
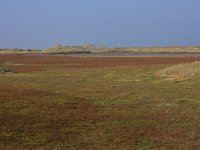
[119,46,200,53]
[158,61,200,81]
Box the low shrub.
[0,66,15,74]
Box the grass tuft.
[0,66,15,74]
[158,61,200,81]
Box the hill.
[46,45,200,54]
[1,45,200,54]
[46,45,110,54]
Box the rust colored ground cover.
[0,55,200,149]
[0,55,200,73]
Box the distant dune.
[0,48,41,54]
[1,45,200,54]
[46,45,200,54]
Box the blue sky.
[0,0,200,49]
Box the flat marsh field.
[0,55,200,149]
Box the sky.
[0,0,200,49]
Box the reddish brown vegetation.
[0,55,200,73]
[1,55,200,149]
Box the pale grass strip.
[158,61,200,81]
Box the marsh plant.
[0,66,15,74]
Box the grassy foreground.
[0,56,200,149]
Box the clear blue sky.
[0,0,200,49]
